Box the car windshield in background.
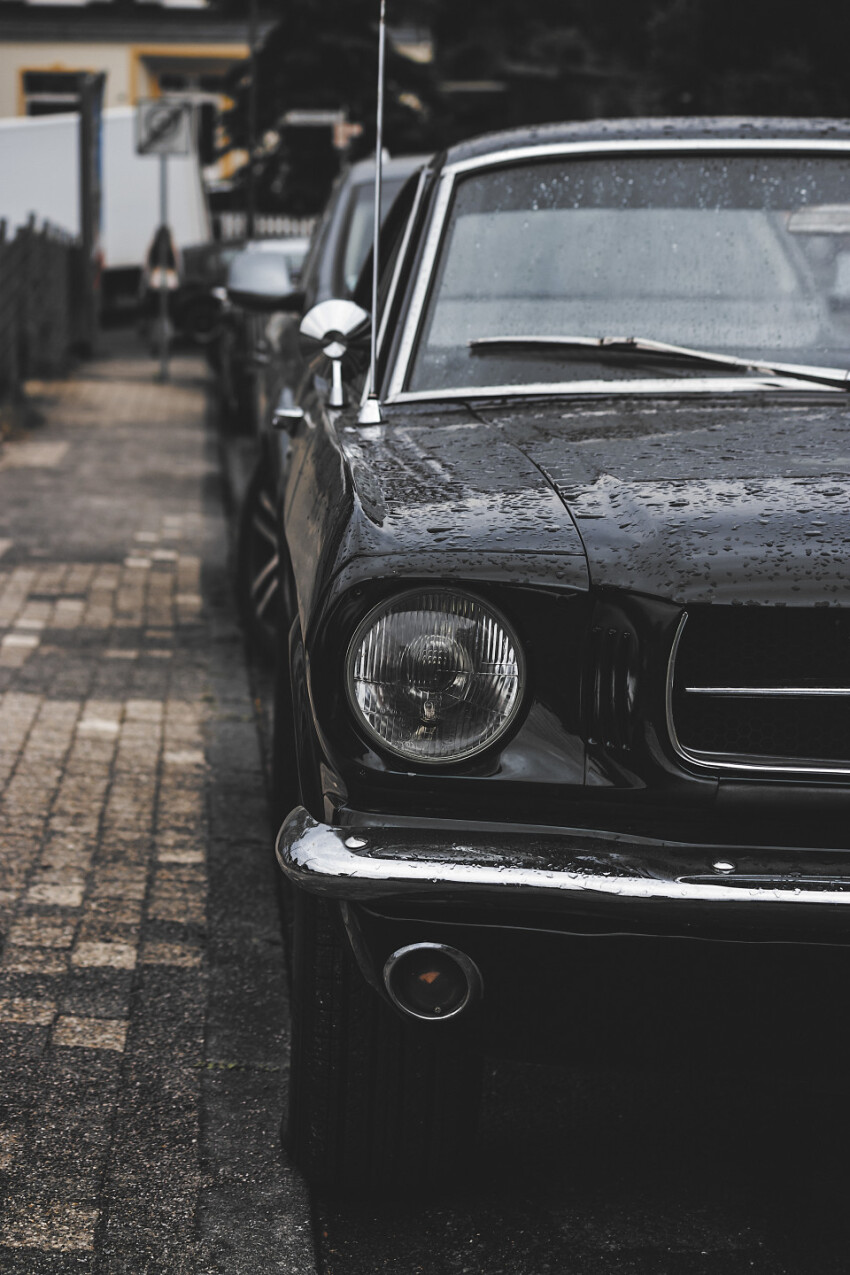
[407,153,850,394]
[342,176,407,293]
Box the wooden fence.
[0,217,83,405]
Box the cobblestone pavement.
[0,335,316,1274]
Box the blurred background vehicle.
[141,235,311,356]
[173,240,245,346]
[226,153,426,659]
[214,236,310,418]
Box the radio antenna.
[358,0,386,425]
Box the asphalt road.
[1,329,848,1273]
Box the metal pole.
[247,0,258,240]
[359,0,386,425]
[158,152,169,382]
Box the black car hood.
[486,396,850,605]
[339,412,589,590]
[348,395,850,605]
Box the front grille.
[669,607,850,773]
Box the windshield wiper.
[468,334,850,390]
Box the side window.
[347,171,426,402]
[334,176,409,300]
[352,171,423,316]
[299,177,344,311]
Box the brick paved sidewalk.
[0,335,315,1274]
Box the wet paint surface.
[339,395,850,606]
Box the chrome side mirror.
[300,300,370,408]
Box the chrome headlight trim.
[344,587,526,765]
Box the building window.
[22,70,84,116]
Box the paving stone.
[52,1017,128,1052]
[1,948,69,975]
[141,940,202,969]
[71,942,137,970]
[8,917,77,948]
[0,1201,98,1251]
[0,997,57,1026]
[0,331,315,1273]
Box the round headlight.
[345,589,525,763]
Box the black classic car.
[235,118,850,1193]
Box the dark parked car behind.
[235,117,850,1194]
[213,236,310,420]
[230,154,426,656]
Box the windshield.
[407,153,850,393]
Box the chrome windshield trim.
[387,376,841,406]
[443,137,850,179]
[277,807,850,908]
[387,170,455,400]
[667,613,850,777]
[686,686,850,698]
[361,166,431,412]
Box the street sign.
[136,99,193,157]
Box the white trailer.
[0,106,210,273]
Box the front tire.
[286,890,483,1195]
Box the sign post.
[136,99,193,382]
[157,153,168,382]
[78,72,105,357]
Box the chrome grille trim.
[685,686,850,698]
[666,612,850,777]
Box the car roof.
[443,116,850,168]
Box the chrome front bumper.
[276,807,850,935]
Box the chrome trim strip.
[686,686,850,698]
[443,137,850,179]
[387,376,835,406]
[277,808,850,908]
[387,171,455,400]
[667,612,850,777]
